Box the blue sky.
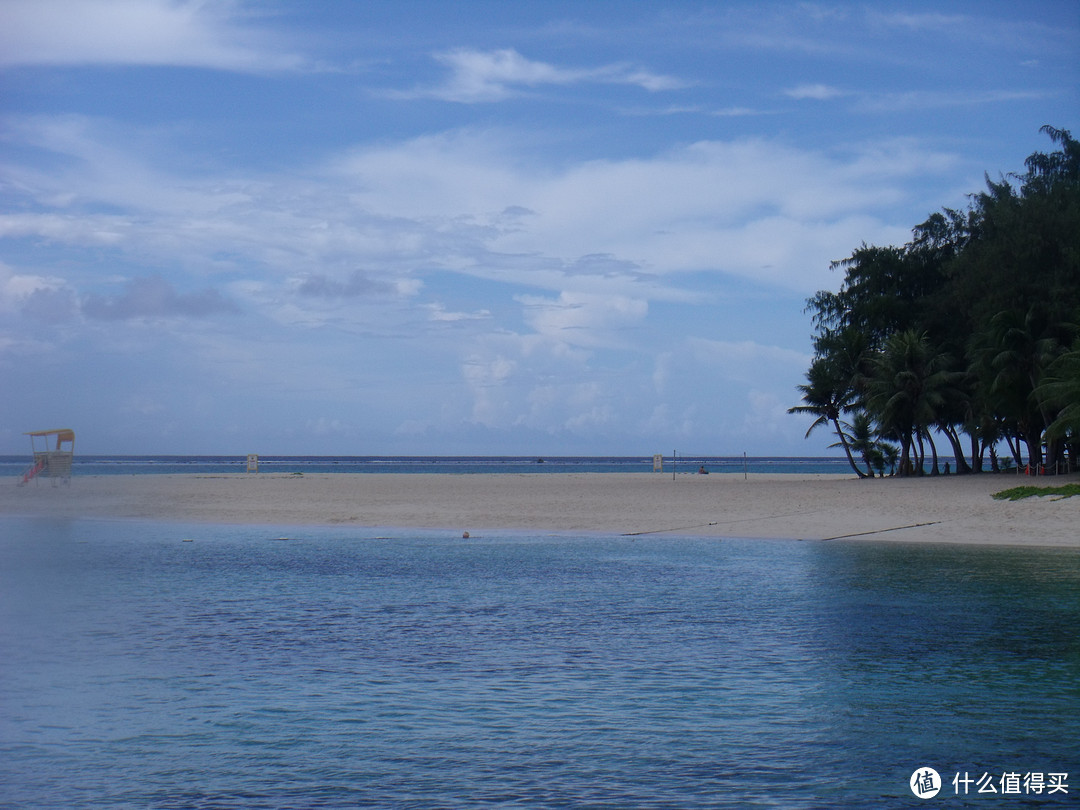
[1,1,1077,455]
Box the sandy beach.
[3,471,1078,546]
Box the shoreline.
[3,472,1079,547]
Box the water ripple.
[2,519,1077,808]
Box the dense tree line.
[791,126,1080,477]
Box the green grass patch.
[993,483,1080,501]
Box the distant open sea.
[1,455,853,477]
[1,518,1077,808]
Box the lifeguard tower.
[20,429,75,484]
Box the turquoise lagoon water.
[1,517,1077,808]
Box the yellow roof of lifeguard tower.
[26,429,75,441]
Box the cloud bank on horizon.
[1,0,1076,455]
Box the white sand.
[4,472,1078,546]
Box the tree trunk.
[1025,428,1043,469]
[1030,370,1058,471]
[899,433,914,476]
[927,431,940,475]
[859,450,875,479]
[943,425,972,474]
[1045,436,1062,473]
[1005,434,1022,467]
[831,418,869,478]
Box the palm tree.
[1033,341,1080,471]
[878,440,900,477]
[975,307,1073,468]
[865,330,958,476]
[794,126,1078,472]
[834,410,891,478]
[788,354,869,478]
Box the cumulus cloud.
[425,303,491,322]
[684,337,810,384]
[0,0,305,71]
[1,117,949,332]
[404,48,686,102]
[20,286,81,324]
[295,271,402,299]
[461,333,615,435]
[82,276,237,321]
[517,291,648,348]
[1,263,66,308]
[322,128,932,297]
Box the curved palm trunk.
[1025,427,1042,469]
[899,433,914,476]
[942,425,972,474]
[831,417,869,478]
[1029,369,1061,471]
[859,449,876,478]
[1005,434,1021,467]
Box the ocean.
[1,517,1076,808]
[1,455,855,478]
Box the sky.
[1,1,1077,456]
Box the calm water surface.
[0,454,857,477]
[1,518,1077,808]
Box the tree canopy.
[792,126,1080,477]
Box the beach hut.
[21,429,75,484]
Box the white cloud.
[684,337,810,384]
[1,118,954,328]
[463,350,519,426]
[785,83,846,100]
[743,389,807,444]
[433,48,581,102]
[854,88,1051,114]
[641,338,817,450]
[481,137,927,288]
[0,0,305,71]
[425,303,491,322]
[458,328,611,432]
[403,48,686,102]
[2,0,1069,456]
[81,275,237,321]
[516,291,648,348]
[0,262,67,310]
[873,12,972,32]
[0,116,959,453]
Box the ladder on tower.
[19,459,45,485]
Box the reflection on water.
[1,518,1077,808]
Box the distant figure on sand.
[698,465,709,475]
